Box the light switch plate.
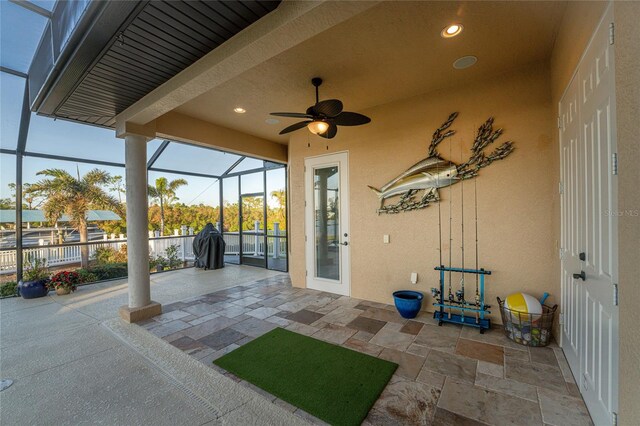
[411,272,418,284]
[383,234,390,244]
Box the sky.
[0,76,285,208]
[0,1,284,210]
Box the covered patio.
[1,267,587,425]
[1,0,638,424]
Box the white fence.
[0,235,195,275]
[222,233,287,258]
[1,223,287,274]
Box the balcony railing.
[0,235,193,274]
[0,231,287,274]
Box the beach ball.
[504,293,542,322]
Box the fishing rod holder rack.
[431,266,492,333]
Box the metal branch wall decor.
[368,112,515,214]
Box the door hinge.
[612,411,618,426]
[559,248,564,260]
[613,283,619,306]
[559,181,564,194]
[609,22,615,45]
[305,270,308,277]
[559,313,564,325]
[557,116,561,129]
[612,153,618,175]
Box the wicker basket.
[497,297,557,347]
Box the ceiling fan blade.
[318,123,338,139]
[279,120,312,135]
[333,111,371,126]
[271,112,313,118]
[314,99,343,117]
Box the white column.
[125,134,151,309]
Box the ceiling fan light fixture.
[233,107,246,114]
[441,24,463,38]
[307,120,330,135]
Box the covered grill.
[192,223,225,270]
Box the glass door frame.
[239,188,267,268]
[304,151,350,296]
[220,165,288,272]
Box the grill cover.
[192,223,225,270]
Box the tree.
[148,177,187,236]
[0,198,13,209]
[8,182,43,209]
[108,175,126,203]
[269,189,287,231]
[27,168,122,268]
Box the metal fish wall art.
[368,112,515,214]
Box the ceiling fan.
[270,77,371,139]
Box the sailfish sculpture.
[368,113,515,214]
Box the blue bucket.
[393,290,424,319]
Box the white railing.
[149,235,195,261]
[222,233,286,259]
[0,222,287,274]
[0,235,195,275]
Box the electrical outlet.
[410,272,418,284]
[383,234,390,244]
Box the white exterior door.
[305,152,350,296]
[559,5,618,425]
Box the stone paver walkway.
[142,274,593,425]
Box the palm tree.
[148,177,187,236]
[8,182,43,209]
[27,168,122,268]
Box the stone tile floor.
[140,274,592,426]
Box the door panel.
[579,11,617,420]
[560,73,581,371]
[559,5,618,425]
[305,152,350,296]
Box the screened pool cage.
[1,120,288,283]
[0,1,287,285]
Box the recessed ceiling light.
[453,55,477,70]
[265,118,280,125]
[233,107,246,114]
[441,24,463,38]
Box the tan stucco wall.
[550,1,608,103]
[289,61,556,325]
[154,112,288,162]
[613,2,640,423]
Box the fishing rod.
[459,138,465,305]
[474,172,480,323]
[438,165,443,267]
[448,138,454,318]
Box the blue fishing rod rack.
[432,266,492,333]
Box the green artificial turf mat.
[213,327,397,425]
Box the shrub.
[76,269,98,284]
[0,281,18,297]
[87,263,128,281]
[49,271,80,292]
[166,244,181,269]
[23,256,50,282]
[92,245,127,265]
[153,256,168,271]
